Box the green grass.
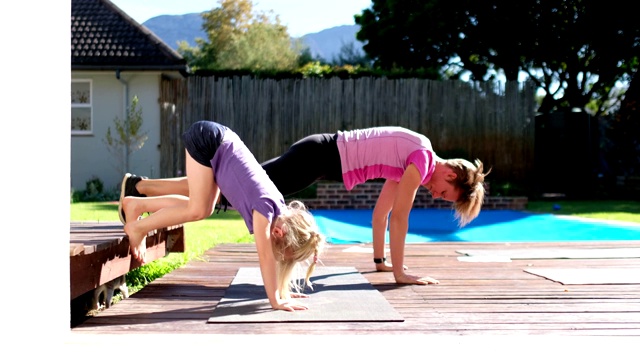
[525,200,640,224]
[71,201,251,295]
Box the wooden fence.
[159,75,537,185]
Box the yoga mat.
[524,268,640,285]
[456,248,640,260]
[208,266,404,323]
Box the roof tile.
[71,0,187,73]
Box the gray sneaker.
[118,173,147,224]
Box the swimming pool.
[311,209,640,244]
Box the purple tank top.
[336,127,436,190]
[210,130,285,234]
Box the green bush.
[71,177,119,203]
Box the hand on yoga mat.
[274,299,309,312]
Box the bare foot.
[394,273,439,285]
[376,261,409,272]
[124,222,147,264]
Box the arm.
[388,164,439,285]
[252,211,309,311]
[372,180,397,271]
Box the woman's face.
[425,166,461,202]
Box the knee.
[184,206,212,222]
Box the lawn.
[526,199,640,224]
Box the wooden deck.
[70,222,184,301]
[70,238,640,336]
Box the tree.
[178,0,300,71]
[606,69,640,177]
[330,41,372,68]
[103,96,148,175]
[355,0,640,115]
[355,0,466,79]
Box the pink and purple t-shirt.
[336,127,436,190]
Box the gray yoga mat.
[208,266,404,323]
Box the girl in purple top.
[121,126,488,285]
[120,121,325,312]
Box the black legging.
[262,132,343,196]
[218,133,342,209]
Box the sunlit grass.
[526,200,640,224]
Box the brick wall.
[295,182,528,210]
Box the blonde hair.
[446,159,490,227]
[271,200,325,299]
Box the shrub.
[71,177,119,202]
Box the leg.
[135,176,189,197]
[131,176,227,211]
[123,150,218,263]
[261,133,341,196]
[372,180,395,271]
[119,174,190,224]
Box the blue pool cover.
[311,209,640,244]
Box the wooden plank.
[71,241,640,335]
[69,222,184,300]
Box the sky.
[110,0,373,37]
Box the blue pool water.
[311,209,640,244]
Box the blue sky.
[110,0,372,37]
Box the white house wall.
[71,71,163,192]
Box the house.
[71,0,188,192]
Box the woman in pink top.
[121,126,489,285]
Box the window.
[71,79,92,134]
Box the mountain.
[299,25,364,62]
[141,13,364,62]
[143,13,207,49]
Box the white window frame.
[71,79,93,135]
